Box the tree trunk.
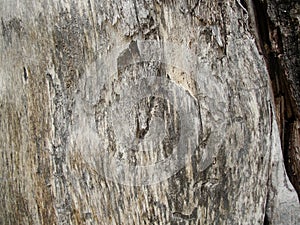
[0,0,299,224]
[251,0,300,199]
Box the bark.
[0,0,299,225]
[250,0,300,199]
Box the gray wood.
[0,0,299,224]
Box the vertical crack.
[251,0,300,198]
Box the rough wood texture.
[0,0,299,224]
[251,0,300,198]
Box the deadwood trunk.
[0,0,299,224]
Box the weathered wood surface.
[255,0,300,198]
[0,0,299,224]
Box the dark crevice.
[23,67,28,81]
[135,98,154,140]
[263,213,270,225]
[251,0,300,199]
[252,0,271,57]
